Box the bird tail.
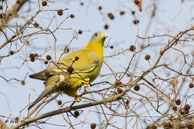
[29,70,49,81]
[28,88,51,110]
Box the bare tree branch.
[0,119,9,129]
[0,0,28,29]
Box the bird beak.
[104,33,108,38]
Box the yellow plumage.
[28,31,108,110]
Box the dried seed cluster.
[90,123,96,129]
[129,45,136,51]
[29,53,38,62]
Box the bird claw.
[83,78,90,87]
[75,96,82,102]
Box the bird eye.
[95,33,98,36]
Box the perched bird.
[28,31,108,110]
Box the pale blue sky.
[0,0,194,128]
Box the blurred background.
[0,0,194,129]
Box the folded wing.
[29,48,100,81]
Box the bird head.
[89,31,108,44]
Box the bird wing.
[29,48,101,81]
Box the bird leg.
[82,78,90,87]
[75,96,82,102]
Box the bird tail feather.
[29,70,48,81]
[28,88,51,110]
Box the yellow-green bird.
[28,31,108,110]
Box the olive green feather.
[28,31,108,110]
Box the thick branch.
[0,119,9,129]
[11,93,123,129]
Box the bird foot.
[83,78,90,87]
[75,97,82,102]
